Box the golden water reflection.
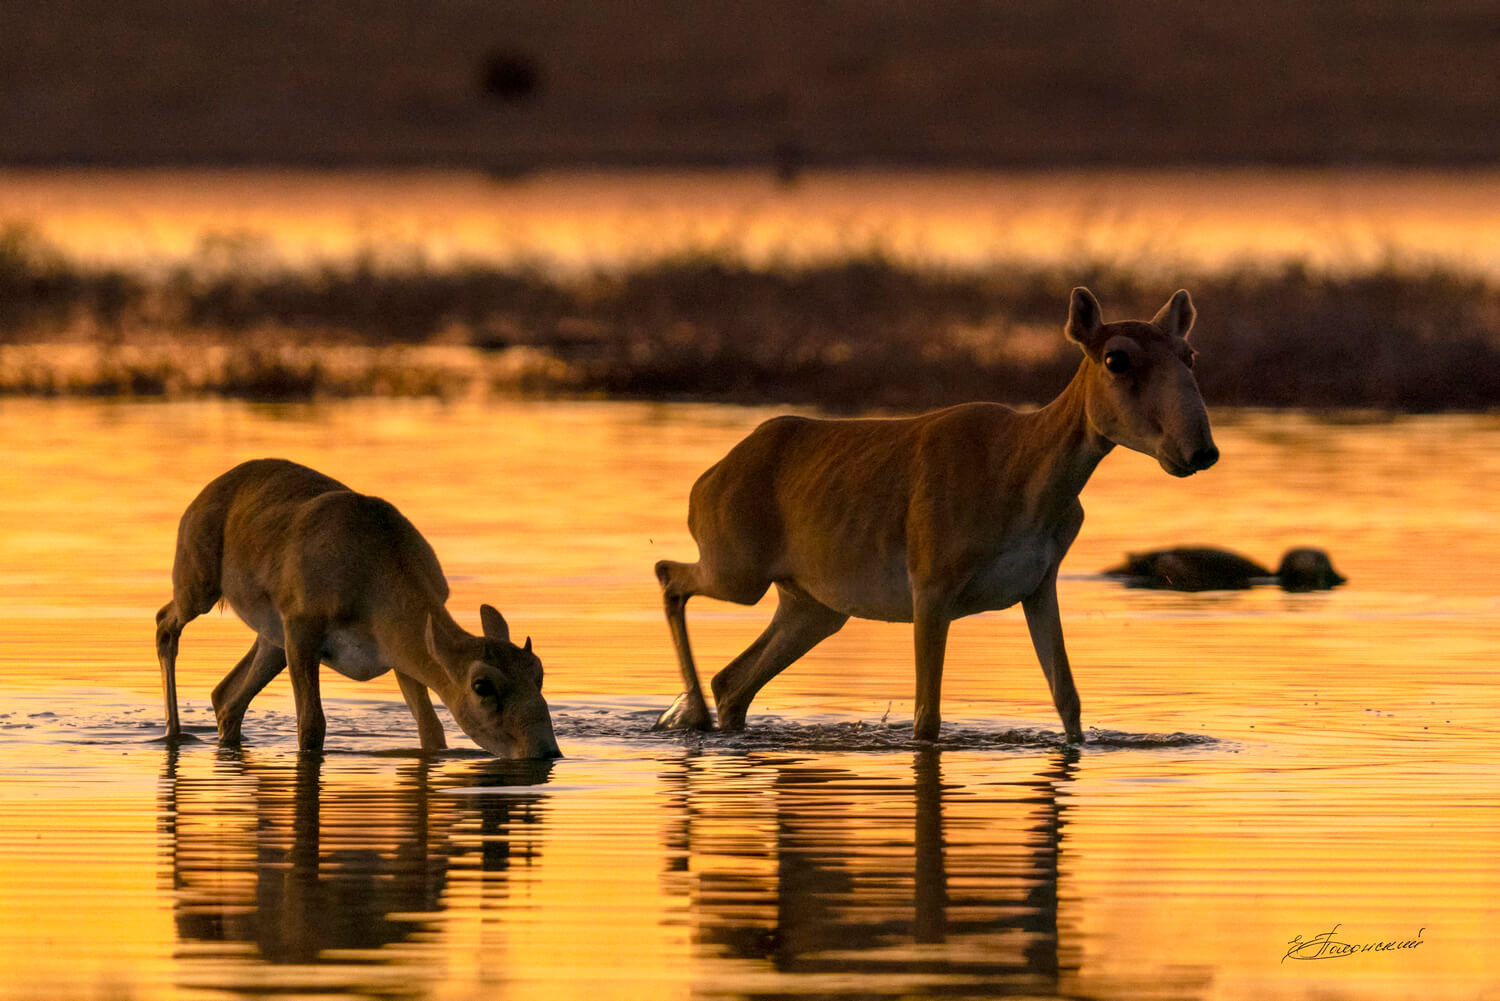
[152,747,1093,999]
[1,399,1498,999]
[660,750,1085,996]
[163,749,550,996]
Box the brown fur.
[653,288,1218,742]
[155,459,559,758]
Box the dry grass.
[3,224,1498,410]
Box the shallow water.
[1,399,1498,1000]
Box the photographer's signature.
[1283,923,1426,963]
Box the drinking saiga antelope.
[155,459,561,758]
[654,287,1218,742]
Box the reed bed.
[3,223,1498,410]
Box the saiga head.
[1066,286,1219,477]
[427,604,561,759]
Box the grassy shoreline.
[4,224,1498,411]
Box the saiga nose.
[1189,444,1220,470]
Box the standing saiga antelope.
[155,459,561,758]
[654,287,1218,742]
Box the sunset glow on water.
[2,399,1497,999]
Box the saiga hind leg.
[653,558,774,731]
[711,582,847,731]
[653,560,714,731]
[282,615,328,751]
[211,638,288,744]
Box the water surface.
[1,399,1497,999]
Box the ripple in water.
[550,706,1220,753]
[9,693,1220,757]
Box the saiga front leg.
[912,586,953,742]
[1022,565,1084,743]
[396,672,448,751]
[155,602,191,739]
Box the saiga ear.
[479,604,510,643]
[1065,286,1106,355]
[424,613,442,663]
[1152,289,1197,340]
[525,637,542,690]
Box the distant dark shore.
[2,224,1497,411]
[8,1,1500,170]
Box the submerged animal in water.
[1103,547,1346,592]
[154,458,561,758]
[653,287,1218,743]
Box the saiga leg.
[711,582,848,731]
[1022,567,1084,743]
[912,588,954,742]
[282,615,328,751]
[211,637,288,744]
[396,672,448,751]
[155,602,188,738]
[653,561,713,731]
[653,558,773,731]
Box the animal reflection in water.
[660,751,1089,989]
[158,749,549,966]
[1104,547,1346,592]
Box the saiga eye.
[1103,350,1131,374]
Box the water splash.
[5,692,1220,760]
[550,706,1220,753]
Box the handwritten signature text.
[1283,924,1426,963]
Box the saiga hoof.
[150,730,203,745]
[653,692,715,731]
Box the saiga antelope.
[654,287,1218,742]
[155,459,561,758]
[1104,546,1345,592]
